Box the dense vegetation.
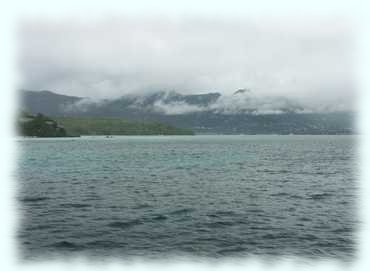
[55,117,194,135]
[18,112,68,137]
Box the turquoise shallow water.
[17,135,358,260]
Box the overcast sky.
[18,17,355,108]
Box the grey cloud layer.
[19,17,355,110]
[150,91,351,115]
[60,90,353,116]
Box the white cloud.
[152,100,206,115]
[19,17,355,110]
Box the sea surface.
[17,135,358,261]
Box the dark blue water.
[17,135,358,260]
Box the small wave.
[194,236,216,242]
[247,209,264,213]
[215,210,236,216]
[168,208,195,215]
[132,203,151,209]
[249,226,275,231]
[308,193,332,200]
[108,219,142,229]
[50,241,83,250]
[299,234,319,241]
[85,240,124,248]
[332,227,352,234]
[49,228,68,234]
[207,210,236,218]
[151,214,168,221]
[205,221,235,228]
[217,246,246,255]
[26,225,53,231]
[20,196,50,202]
[289,194,304,199]
[270,192,289,197]
[298,217,312,222]
[312,224,331,230]
[257,169,290,174]
[312,241,337,249]
[261,232,291,240]
[60,203,91,208]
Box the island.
[18,112,69,137]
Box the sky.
[18,16,355,110]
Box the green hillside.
[55,117,194,136]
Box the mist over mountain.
[19,17,355,135]
[20,89,355,135]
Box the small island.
[18,112,69,137]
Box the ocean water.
[17,135,358,261]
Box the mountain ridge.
[19,89,355,135]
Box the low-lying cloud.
[59,89,353,116]
[61,97,110,113]
[150,91,351,115]
[19,16,355,111]
[152,100,206,115]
